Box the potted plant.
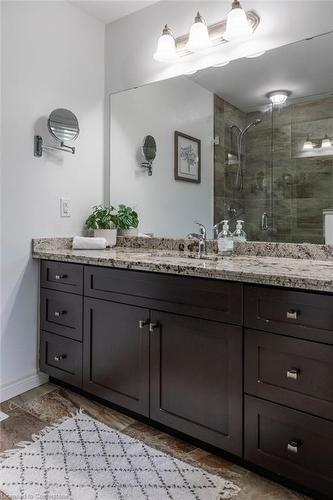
[85,205,118,247]
[116,204,139,237]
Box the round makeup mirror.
[48,108,80,142]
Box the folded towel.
[72,236,107,250]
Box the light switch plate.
[60,197,71,217]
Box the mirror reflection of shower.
[230,118,262,191]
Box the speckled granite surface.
[32,238,333,293]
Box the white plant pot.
[94,229,117,247]
[119,228,139,237]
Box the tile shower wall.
[214,95,333,243]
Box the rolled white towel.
[72,236,107,250]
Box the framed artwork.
[174,131,201,183]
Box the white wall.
[0,1,105,401]
[110,77,214,238]
[105,1,333,94]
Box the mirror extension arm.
[34,135,75,157]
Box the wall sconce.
[303,134,332,151]
[140,135,157,176]
[153,0,260,63]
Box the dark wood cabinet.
[39,260,333,499]
[83,298,150,416]
[245,328,333,421]
[245,395,333,497]
[150,311,242,455]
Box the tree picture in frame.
[174,131,201,183]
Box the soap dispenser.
[233,220,247,242]
[217,220,233,256]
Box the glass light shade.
[321,136,332,148]
[186,12,211,52]
[303,137,313,151]
[224,1,253,42]
[153,25,178,62]
[267,91,289,105]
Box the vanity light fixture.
[153,2,260,63]
[186,12,211,52]
[303,136,314,151]
[153,25,179,62]
[267,90,290,106]
[224,0,253,41]
[321,135,332,149]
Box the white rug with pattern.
[0,411,240,500]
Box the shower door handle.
[261,212,269,231]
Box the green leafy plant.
[116,204,139,230]
[85,205,118,230]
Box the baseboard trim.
[0,371,49,402]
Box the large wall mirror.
[109,32,333,242]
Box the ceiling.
[71,1,158,24]
[191,32,333,112]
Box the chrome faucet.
[187,221,207,258]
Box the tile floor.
[0,383,310,500]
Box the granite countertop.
[32,238,333,293]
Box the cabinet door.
[150,312,242,455]
[83,298,150,416]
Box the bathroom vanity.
[34,240,333,499]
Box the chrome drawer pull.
[287,440,300,454]
[286,368,299,380]
[139,319,149,329]
[149,322,159,333]
[55,274,67,280]
[286,310,298,320]
[54,354,67,361]
[54,311,67,317]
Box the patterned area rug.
[0,411,240,499]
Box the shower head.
[240,118,262,137]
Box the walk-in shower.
[230,118,262,191]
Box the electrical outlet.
[60,197,71,217]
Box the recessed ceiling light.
[267,90,290,105]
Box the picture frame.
[174,131,201,183]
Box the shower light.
[303,136,314,151]
[321,135,332,149]
[267,90,289,106]
[153,25,179,62]
[224,0,253,42]
[186,12,211,52]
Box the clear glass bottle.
[217,220,234,256]
[232,220,247,242]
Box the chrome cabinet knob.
[139,319,149,329]
[54,354,67,361]
[55,274,67,280]
[287,440,300,454]
[286,368,299,380]
[286,309,298,320]
[149,322,159,333]
[54,311,67,317]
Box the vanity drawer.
[84,266,242,324]
[40,289,83,341]
[41,260,83,294]
[40,331,82,387]
[244,395,333,497]
[244,285,333,343]
[245,329,333,420]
